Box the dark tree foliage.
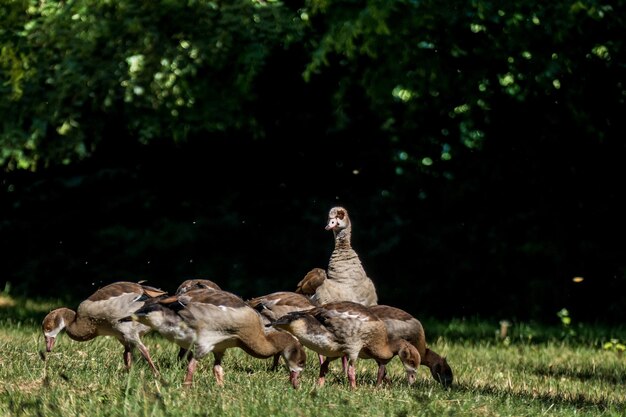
[1,0,625,323]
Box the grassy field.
[1,296,625,417]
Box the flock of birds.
[41,206,453,389]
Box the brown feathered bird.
[41,281,167,375]
[246,291,316,370]
[247,291,316,325]
[271,301,420,389]
[296,207,378,306]
[128,288,307,388]
[369,305,453,387]
[175,278,222,295]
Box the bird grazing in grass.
[173,278,223,361]
[128,288,307,388]
[246,291,316,370]
[369,305,453,387]
[41,281,167,375]
[271,301,420,389]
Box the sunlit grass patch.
[1,312,626,417]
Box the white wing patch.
[327,309,370,321]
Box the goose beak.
[45,336,55,352]
[289,370,300,389]
[325,218,338,230]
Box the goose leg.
[347,358,357,389]
[318,356,337,386]
[213,351,225,386]
[271,353,281,371]
[136,342,160,376]
[376,363,387,387]
[178,348,193,369]
[123,345,132,370]
[183,357,198,387]
[177,347,188,361]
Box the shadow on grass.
[524,363,626,386]
[445,379,625,412]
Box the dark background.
[1,0,625,325]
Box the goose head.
[42,308,73,352]
[325,207,350,232]
[430,355,453,387]
[280,335,307,388]
[396,339,420,385]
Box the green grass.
[1,297,626,417]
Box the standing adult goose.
[129,288,306,388]
[41,281,167,375]
[297,207,378,307]
[295,207,379,372]
[369,305,453,387]
[271,301,420,389]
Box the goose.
[298,207,378,307]
[175,278,222,295]
[369,305,453,387]
[246,291,316,325]
[271,301,420,389]
[175,279,222,361]
[173,278,223,360]
[246,291,317,370]
[128,288,306,388]
[41,281,167,375]
[295,207,379,373]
